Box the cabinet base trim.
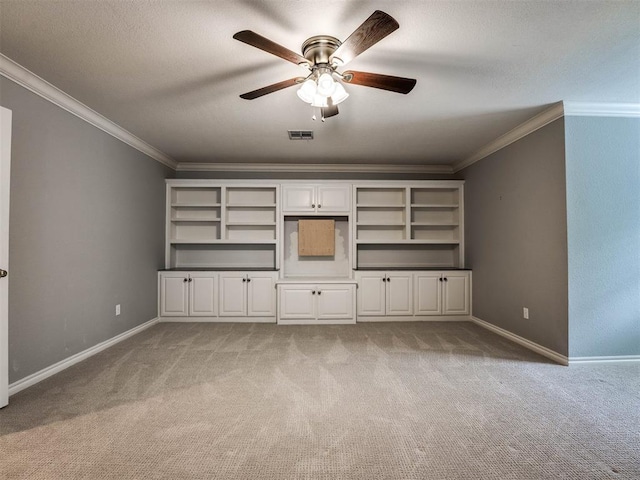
[9,317,160,396]
[160,316,276,323]
[278,319,356,325]
[471,316,568,366]
[357,315,470,322]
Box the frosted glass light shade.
[310,94,328,108]
[331,82,349,105]
[297,79,317,103]
[316,73,337,97]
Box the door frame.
[0,106,12,408]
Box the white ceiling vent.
[288,130,314,140]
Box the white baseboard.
[357,315,471,322]
[159,316,276,323]
[471,316,569,365]
[568,355,640,365]
[8,317,159,396]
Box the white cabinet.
[356,270,471,320]
[165,181,279,270]
[356,272,413,317]
[219,272,277,318]
[353,182,464,269]
[414,271,471,316]
[159,272,217,318]
[277,283,356,324]
[282,184,351,214]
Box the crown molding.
[453,102,565,173]
[176,162,454,174]
[563,102,640,117]
[0,54,177,170]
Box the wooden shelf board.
[357,223,406,227]
[171,218,221,223]
[171,203,221,208]
[226,222,277,226]
[410,222,459,227]
[356,204,406,208]
[356,240,460,245]
[410,204,459,208]
[226,204,277,208]
[171,239,276,245]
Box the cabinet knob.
[318,204,321,208]
[387,278,391,282]
[318,291,322,295]
[183,278,188,283]
[311,203,315,208]
[188,278,192,282]
[312,290,316,295]
[247,278,251,282]
[382,278,386,282]
[242,278,246,282]
[444,277,448,282]
[439,277,443,282]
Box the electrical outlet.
[523,307,529,319]
[116,304,121,316]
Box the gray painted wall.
[1,77,173,383]
[565,116,640,357]
[460,119,569,356]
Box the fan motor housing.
[301,36,341,65]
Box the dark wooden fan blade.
[330,11,399,66]
[233,30,308,65]
[322,104,339,118]
[343,71,416,94]
[240,77,304,100]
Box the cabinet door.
[282,185,316,213]
[356,272,386,316]
[414,273,442,315]
[189,273,217,316]
[278,285,316,319]
[219,273,247,317]
[160,273,189,317]
[316,185,351,213]
[316,285,354,320]
[442,272,470,315]
[247,273,276,317]
[386,273,413,316]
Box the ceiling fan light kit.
[233,10,416,120]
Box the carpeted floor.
[1,322,638,479]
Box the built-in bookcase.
[166,181,279,269]
[353,182,464,268]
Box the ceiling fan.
[233,10,416,120]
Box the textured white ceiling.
[1,0,638,167]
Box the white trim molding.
[8,317,159,396]
[0,54,177,170]
[472,316,569,365]
[564,102,640,117]
[568,355,640,365]
[453,102,564,172]
[176,162,454,174]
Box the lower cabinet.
[356,270,471,321]
[356,272,413,316]
[159,271,277,322]
[277,282,356,324]
[219,272,277,318]
[159,272,217,317]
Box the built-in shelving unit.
[166,181,279,269]
[353,182,464,268]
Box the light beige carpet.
[1,322,638,479]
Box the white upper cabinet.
[282,184,351,214]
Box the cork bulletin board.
[298,219,335,256]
